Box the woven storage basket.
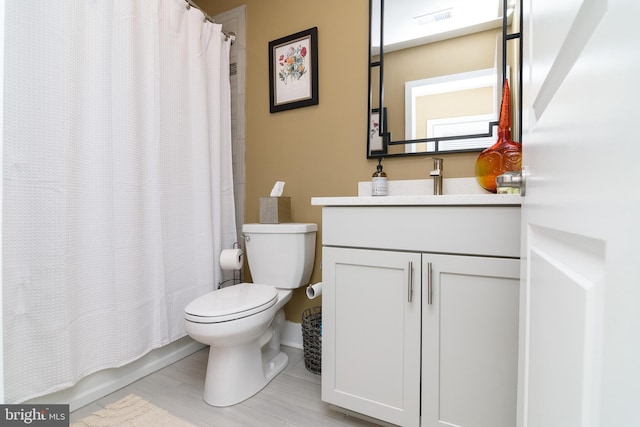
[301,306,322,374]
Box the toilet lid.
[185,283,278,323]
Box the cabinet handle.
[427,262,433,305]
[408,261,413,303]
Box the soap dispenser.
[372,158,388,196]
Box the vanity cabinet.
[313,198,521,427]
[322,247,422,427]
[421,254,519,427]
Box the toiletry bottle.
[372,158,388,196]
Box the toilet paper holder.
[218,241,243,290]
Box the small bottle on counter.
[372,158,388,196]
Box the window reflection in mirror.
[405,67,509,153]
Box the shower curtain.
[3,0,237,403]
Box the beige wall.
[200,0,482,322]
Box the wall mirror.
[367,0,522,158]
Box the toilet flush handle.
[241,233,250,242]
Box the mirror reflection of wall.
[411,87,493,153]
[384,29,501,144]
[406,66,510,152]
[416,87,494,139]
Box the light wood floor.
[70,346,378,427]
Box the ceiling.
[373,0,512,51]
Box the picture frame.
[269,27,319,113]
[369,107,388,154]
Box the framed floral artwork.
[269,27,318,113]
[369,107,388,154]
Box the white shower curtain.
[3,0,236,403]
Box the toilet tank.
[242,223,317,289]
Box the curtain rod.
[184,0,236,44]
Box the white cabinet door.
[322,247,421,427]
[422,254,520,427]
[520,1,640,426]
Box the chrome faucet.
[430,158,443,195]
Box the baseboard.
[281,320,303,349]
[27,336,205,412]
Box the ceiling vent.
[413,8,454,26]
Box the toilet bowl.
[184,223,317,407]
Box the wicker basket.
[301,306,322,374]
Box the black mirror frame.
[366,0,523,159]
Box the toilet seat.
[185,283,278,324]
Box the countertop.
[311,194,522,206]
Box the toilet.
[184,222,317,407]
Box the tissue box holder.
[259,197,291,223]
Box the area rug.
[71,394,196,427]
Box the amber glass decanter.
[475,79,522,193]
